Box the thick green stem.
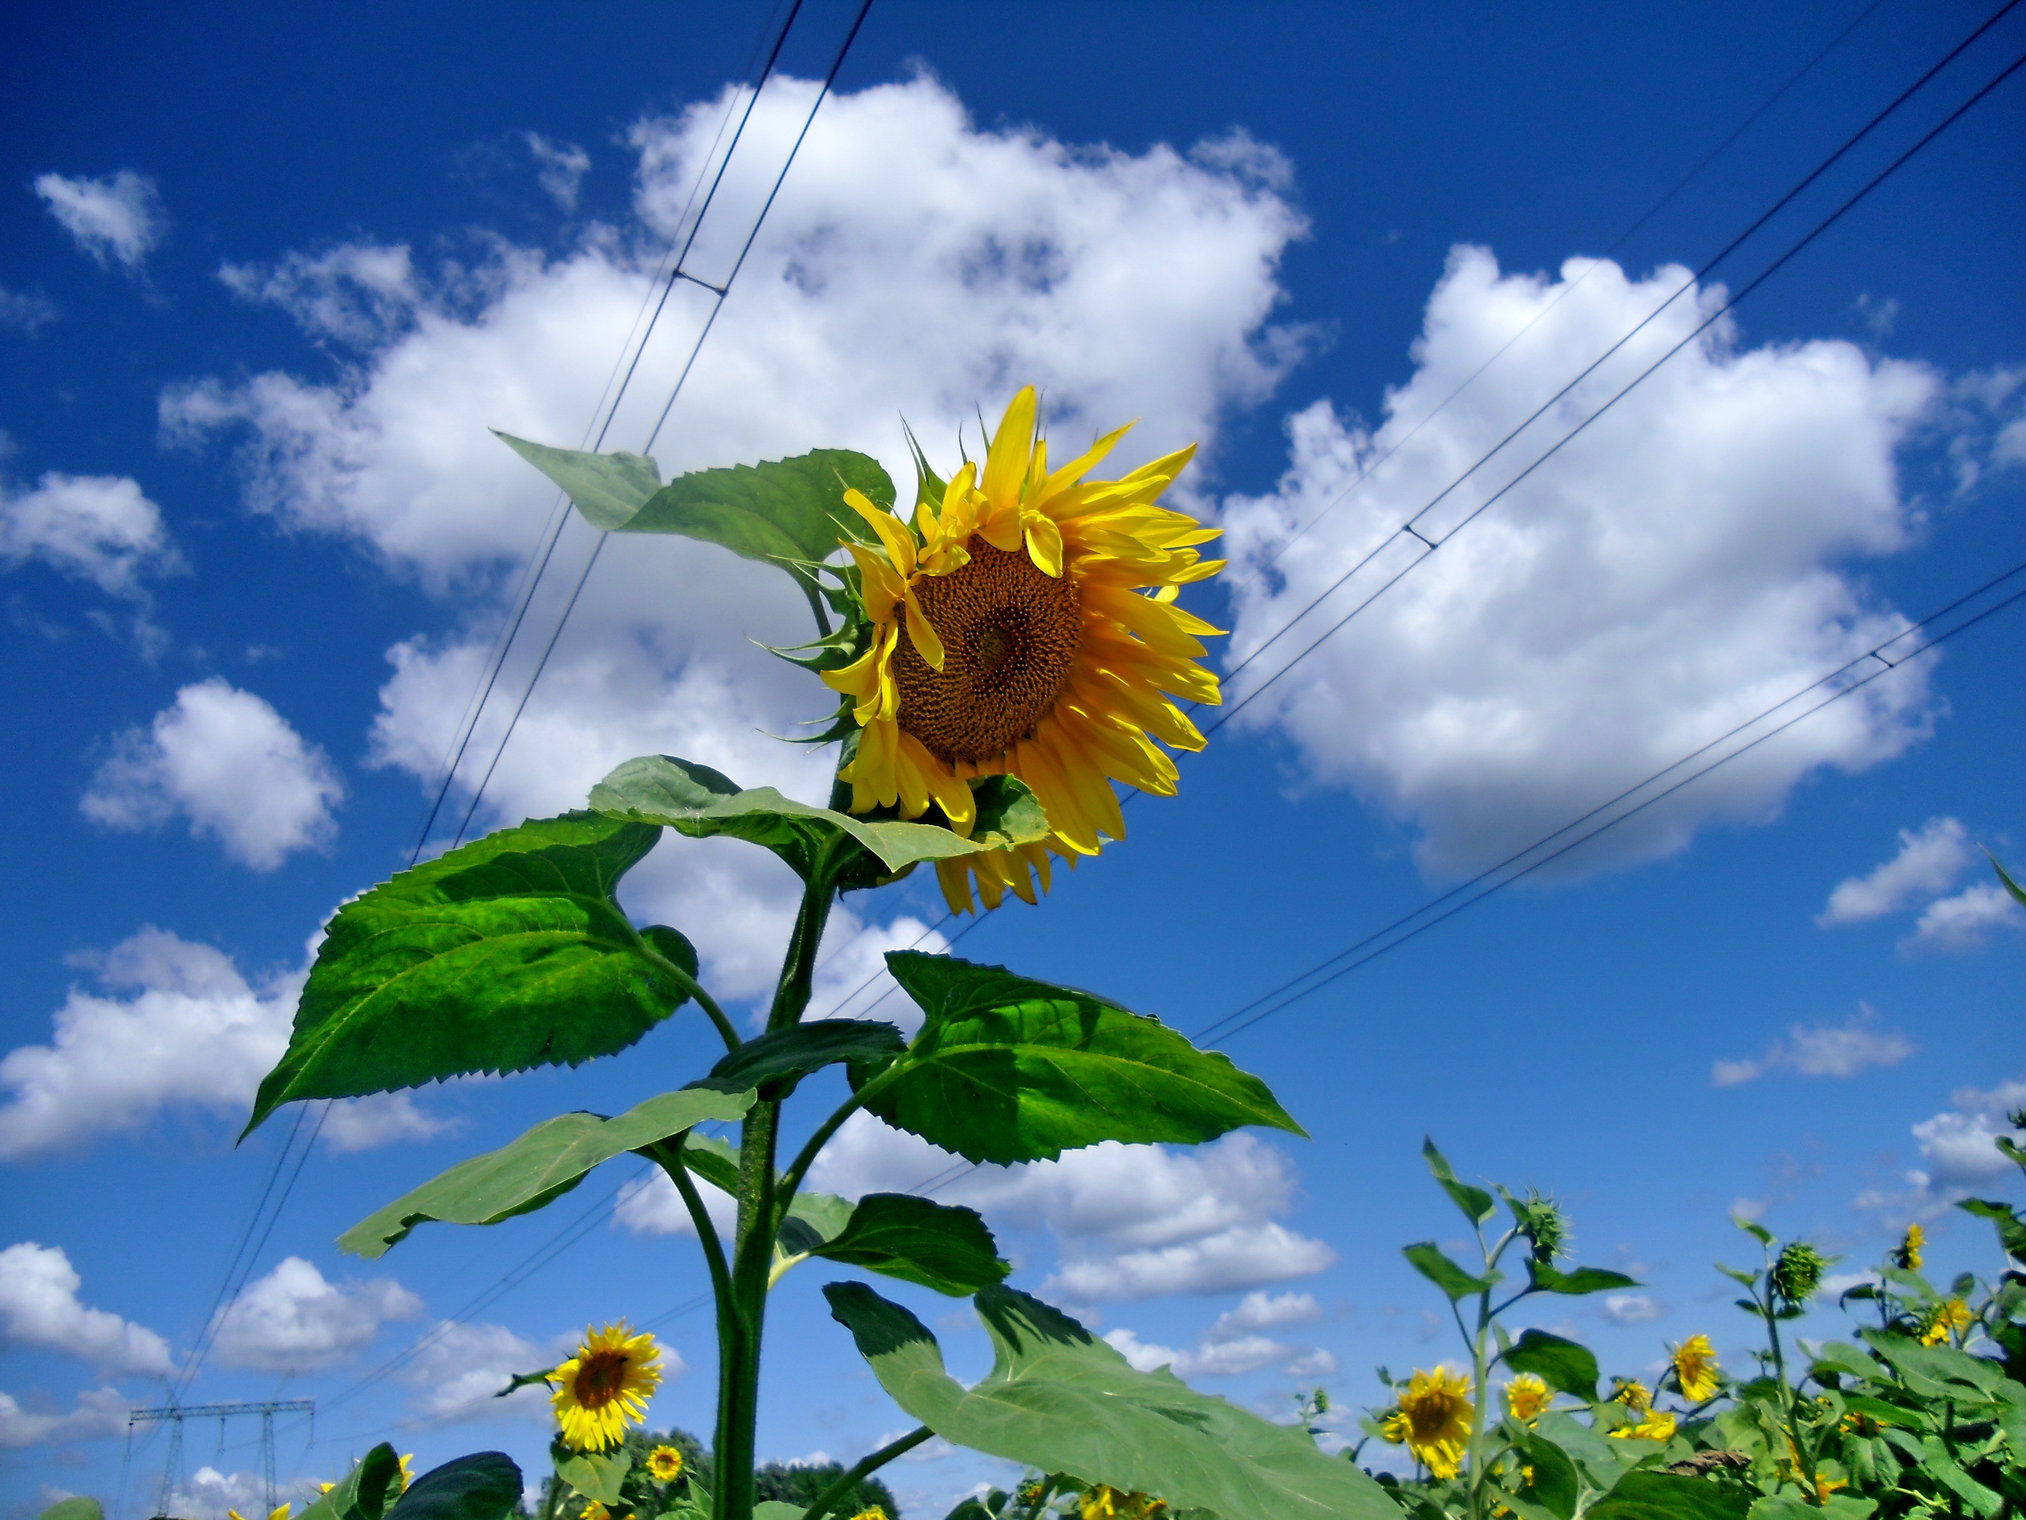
[798,1427,932,1520]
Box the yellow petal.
[1024,513,1065,578]
[981,387,1038,509]
[845,488,917,577]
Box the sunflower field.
[87,397,2022,1520]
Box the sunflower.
[824,387,1223,912]
[1893,1222,1924,1271]
[1919,1297,1974,1347]
[1503,1372,1552,1424]
[1610,1409,1677,1442]
[394,1454,414,1495]
[645,1445,684,1482]
[546,1321,663,1452]
[1670,1333,1721,1402]
[1610,1378,1651,1413]
[1379,1366,1473,1480]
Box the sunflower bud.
[1514,1189,1570,1264]
[1770,1241,1828,1307]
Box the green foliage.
[555,1452,632,1505]
[1503,1330,1599,1401]
[864,952,1305,1164]
[339,1087,755,1257]
[703,1021,907,1099]
[386,1454,523,1520]
[298,1444,406,1520]
[589,754,1049,892]
[37,1500,103,1520]
[246,813,693,1133]
[825,1281,1398,1520]
[801,1192,1010,1296]
[751,1459,897,1518]
[1422,1138,1495,1225]
[1402,1241,1497,1301]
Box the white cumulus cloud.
[1,471,182,597]
[1710,1003,1915,1087]
[208,1257,422,1373]
[1206,1289,1323,1340]
[34,170,165,271]
[1910,1078,2026,1189]
[160,71,1307,1001]
[0,1243,173,1373]
[220,242,422,348]
[398,1320,579,1424]
[0,1387,127,1449]
[1901,881,2024,956]
[1818,817,1974,925]
[82,678,344,870]
[1220,245,1940,878]
[1600,1293,1666,1325]
[526,134,591,211]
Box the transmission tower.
[126,1400,314,1519]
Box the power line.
[447,0,877,850]
[1224,0,2023,697]
[1205,37,2026,743]
[1192,567,2026,1048]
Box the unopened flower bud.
[1771,1241,1828,1306]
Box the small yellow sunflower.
[1893,1222,1924,1271]
[645,1445,684,1482]
[1610,1378,1651,1413]
[1919,1297,1974,1346]
[227,1507,290,1520]
[1610,1409,1677,1442]
[1379,1366,1473,1479]
[581,1502,610,1520]
[395,1454,414,1495]
[846,1510,891,1520]
[1671,1333,1721,1402]
[824,387,1223,912]
[546,1321,663,1452]
[1503,1372,1552,1424]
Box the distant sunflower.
[1503,1372,1552,1424]
[547,1321,663,1452]
[1670,1334,1721,1402]
[1892,1222,1924,1271]
[1610,1409,1677,1442]
[1380,1366,1473,1480]
[1919,1297,1974,1347]
[1610,1378,1652,1414]
[825,387,1223,912]
[645,1445,684,1482]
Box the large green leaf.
[1502,1330,1599,1400]
[1402,1242,1495,1300]
[38,1501,103,1520]
[803,1193,1010,1296]
[1422,1138,1494,1224]
[493,433,662,527]
[589,754,1048,890]
[555,1452,631,1505]
[703,1021,907,1099]
[339,1087,754,1258]
[823,1282,1397,1520]
[246,814,691,1134]
[1960,1197,2026,1261]
[1529,1263,1639,1296]
[867,953,1305,1164]
[385,1454,522,1520]
[1589,1473,1751,1520]
[295,1445,404,1520]
[1513,1428,1581,1520]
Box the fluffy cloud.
[1102,1291,1330,1378]
[1902,881,2023,956]
[1206,1289,1323,1340]
[166,1467,327,1520]
[82,678,344,870]
[398,1320,577,1423]
[220,242,421,348]
[0,928,292,1159]
[527,134,591,211]
[1,471,182,597]
[209,1256,422,1372]
[0,1387,126,1449]
[34,170,165,271]
[0,1243,173,1373]
[159,73,1305,1001]
[805,1118,1334,1301]
[1818,817,1973,925]
[1710,1004,1914,1087]
[0,926,444,1160]
[1909,1078,2026,1189]
[1600,1293,1665,1326]
[1220,246,1940,878]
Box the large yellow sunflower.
[547,1321,663,1452]
[823,387,1223,912]
[1379,1366,1473,1480]
[1670,1333,1720,1402]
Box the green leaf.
[617,449,894,562]
[1993,852,2026,909]
[1402,1242,1496,1300]
[38,1501,103,1520]
[1422,1138,1495,1224]
[385,1455,522,1520]
[805,1193,1010,1296]
[1502,1330,1598,1401]
[752,1507,805,1520]
[246,813,687,1135]
[588,755,1049,890]
[1734,1217,1775,1246]
[493,433,662,526]
[1748,1500,1876,1520]
[1514,1429,1581,1520]
[1529,1263,1640,1295]
[1864,1331,2002,1396]
[1961,1197,2026,1260]
[1588,1473,1751,1520]
[296,1445,404,1520]
[338,1086,755,1258]
[555,1452,631,1505]
[681,1132,743,1197]
[703,1021,907,1099]
[865,952,1305,1164]
[823,1282,1398,1520]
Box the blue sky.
[3,0,2023,1515]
